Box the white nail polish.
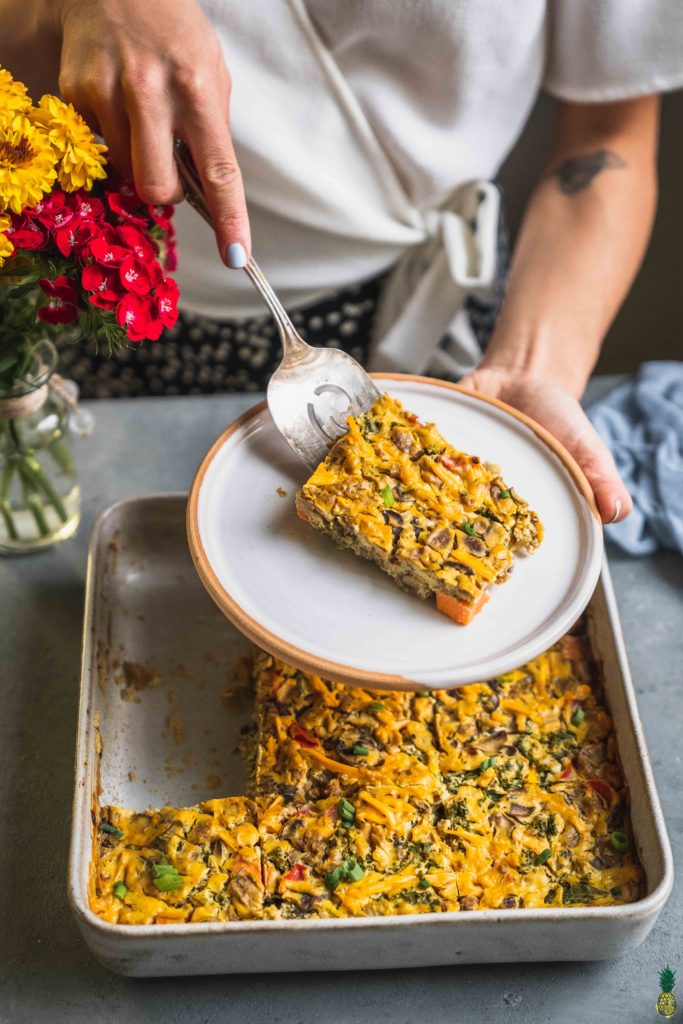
[227,242,247,269]
[609,499,622,524]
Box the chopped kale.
[405,743,428,765]
[476,506,503,525]
[561,881,608,905]
[529,813,559,838]
[442,769,478,793]
[447,799,470,828]
[410,445,444,462]
[358,415,381,439]
[492,758,527,792]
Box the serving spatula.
[174,140,380,468]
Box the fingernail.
[226,242,247,269]
[609,498,622,524]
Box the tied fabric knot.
[588,361,683,555]
[369,180,501,377]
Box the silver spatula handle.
[173,139,307,360]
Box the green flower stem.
[0,468,18,541]
[21,454,69,523]
[16,461,50,537]
[9,417,69,524]
[48,438,75,475]
[0,500,18,540]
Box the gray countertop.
[1,377,680,1024]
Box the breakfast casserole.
[91,626,643,923]
[295,393,543,625]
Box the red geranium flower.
[71,193,105,222]
[107,188,147,226]
[119,253,162,295]
[117,223,157,262]
[147,203,174,231]
[154,277,179,328]
[82,264,123,309]
[89,226,130,266]
[32,190,74,232]
[55,218,99,258]
[164,240,178,272]
[7,215,48,251]
[116,293,163,342]
[37,276,80,324]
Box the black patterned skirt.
[61,246,507,399]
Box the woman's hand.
[458,365,631,524]
[55,0,250,265]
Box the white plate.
[187,375,603,689]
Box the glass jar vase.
[0,339,80,553]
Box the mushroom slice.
[508,802,533,819]
[426,527,452,550]
[442,559,474,577]
[459,895,479,911]
[477,729,508,752]
[382,509,404,528]
[561,824,580,849]
[463,535,487,557]
[390,426,415,453]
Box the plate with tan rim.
[187,374,603,690]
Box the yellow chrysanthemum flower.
[0,212,14,268]
[31,94,107,191]
[0,112,57,214]
[0,66,32,117]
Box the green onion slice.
[460,521,476,536]
[609,831,629,853]
[570,707,585,727]
[499,490,511,499]
[380,484,395,507]
[352,743,369,756]
[369,702,385,711]
[326,859,365,889]
[152,862,184,891]
[325,867,344,891]
[337,798,356,821]
[535,849,552,865]
[480,756,497,771]
[113,882,127,900]
[100,822,124,839]
[343,859,365,882]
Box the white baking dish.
[68,494,673,977]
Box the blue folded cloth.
[587,361,683,555]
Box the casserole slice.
[91,797,264,924]
[295,393,543,624]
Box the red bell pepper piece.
[587,778,613,806]
[289,723,319,748]
[283,863,307,882]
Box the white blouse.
[174,0,683,375]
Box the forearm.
[484,97,660,398]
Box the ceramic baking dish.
[68,494,673,977]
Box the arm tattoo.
[552,148,626,195]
